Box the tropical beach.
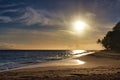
[0,0,120,80]
[0,50,120,80]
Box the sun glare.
[73,20,87,32]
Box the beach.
[1,0,120,80]
[0,51,120,80]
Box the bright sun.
[73,20,87,32]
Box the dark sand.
[0,51,120,80]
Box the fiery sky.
[0,0,120,50]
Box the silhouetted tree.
[99,22,120,52]
[97,39,101,44]
[101,31,112,50]
[113,22,120,31]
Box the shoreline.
[0,51,95,72]
[0,51,120,80]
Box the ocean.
[0,50,73,71]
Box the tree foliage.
[100,22,120,51]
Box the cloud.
[0,2,25,23]
[19,7,65,26]
[0,2,25,8]
[0,16,12,23]
[0,9,20,15]
[58,30,76,35]
[86,12,96,18]
[0,43,16,49]
[0,6,66,26]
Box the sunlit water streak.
[72,50,86,54]
[48,50,95,66]
[66,50,95,65]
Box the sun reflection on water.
[60,59,85,65]
[72,50,86,54]
[66,50,87,65]
[69,50,94,65]
[75,59,85,65]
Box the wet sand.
[0,51,120,80]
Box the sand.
[0,51,120,80]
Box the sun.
[73,20,87,32]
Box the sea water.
[0,50,72,71]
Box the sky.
[0,0,120,50]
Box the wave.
[0,50,92,71]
